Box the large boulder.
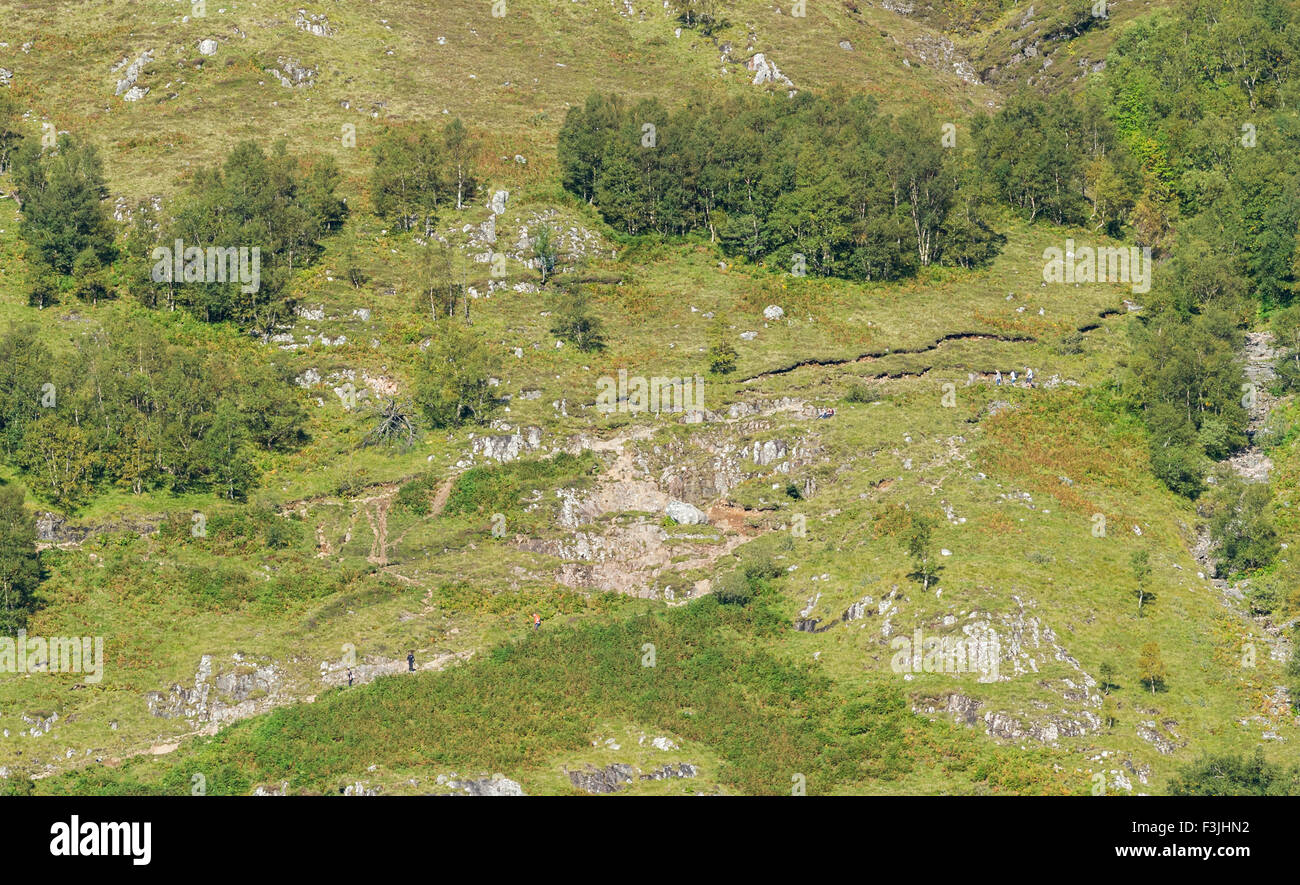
[664,500,708,525]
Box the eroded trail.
[737,307,1124,385]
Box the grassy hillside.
[0,0,1296,797]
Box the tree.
[1273,302,1300,390]
[0,324,54,460]
[363,399,418,449]
[532,222,558,285]
[1286,626,1300,714]
[418,240,468,319]
[200,400,258,501]
[708,320,738,375]
[902,513,939,592]
[413,323,500,428]
[1101,695,1118,732]
[0,88,24,175]
[442,118,477,211]
[18,415,94,508]
[1130,550,1153,616]
[231,361,309,452]
[1099,660,1117,694]
[0,485,40,633]
[550,289,605,352]
[1137,641,1167,694]
[673,0,728,35]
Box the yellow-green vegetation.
[0,0,1297,797]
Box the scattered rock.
[295,10,336,37]
[265,57,316,88]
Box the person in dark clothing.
[347,668,354,687]
[407,651,415,671]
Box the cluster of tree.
[371,118,478,235]
[557,89,1003,280]
[1170,747,1300,796]
[972,89,1141,235]
[124,140,347,338]
[1124,256,1251,497]
[1104,0,1300,307]
[0,485,40,633]
[0,319,307,507]
[1206,474,1279,577]
[671,0,729,35]
[1272,302,1300,391]
[412,320,501,429]
[11,134,118,308]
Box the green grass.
[0,0,1295,796]
[39,594,1081,795]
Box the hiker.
[407,651,415,672]
[532,612,541,631]
[995,371,1002,386]
[347,668,354,687]
[1026,367,1034,387]
[1009,370,1017,385]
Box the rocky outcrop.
[1225,331,1278,483]
[145,654,281,725]
[567,763,636,793]
[35,512,160,549]
[295,10,336,37]
[468,426,543,463]
[1135,720,1182,755]
[746,53,794,90]
[113,50,153,97]
[439,774,525,796]
[265,57,316,88]
[917,691,1102,745]
[566,762,698,793]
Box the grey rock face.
[470,426,542,462]
[446,775,525,796]
[145,654,282,724]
